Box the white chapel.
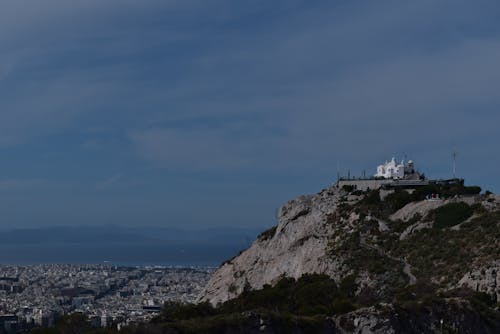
[375,158,415,180]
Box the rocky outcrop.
[192,184,500,334]
[389,199,446,222]
[389,195,479,223]
[392,195,490,240]
[334,299,500,334]
[199,185,500,308]
[199,186,348,305]
[458,261,500,302]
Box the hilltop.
[193,181,500,332]
[34,182,500,333]
[201,182,498,304]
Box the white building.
[375,158,415,179]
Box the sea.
[0,225,261,267]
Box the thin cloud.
[0,178,47,191]
[95,173,125,190]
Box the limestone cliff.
[200,187,347,305]
[200,184,500,309]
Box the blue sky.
[0,0,499,229]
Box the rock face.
[458,260,500,302]
[333,299,500,334]
[194,185,500,333]
[389,196,476,222]
[199,184,500,309]
[389,199,446,222]
[200,187,348,305]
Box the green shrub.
[410,182,481,201]
[331,299,356,314]
[361,190,381,205]
[383,190,412,213]
[32,314,92,334]
[258,226,277,241]
[342,184,356,192]
[467,292,500,321]
[433,202,473,229]
[339,274,357,298]
[158,301,217,322]
[219,274,356,317]
[463,186,482,195]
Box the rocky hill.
[34,182,500,334]
[196,182,500,332]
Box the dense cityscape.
[0,265,214,332]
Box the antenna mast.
[452,151,457,179]
[336,162,340,183]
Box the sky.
[0,0,499,229]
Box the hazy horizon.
[0,224,261,266]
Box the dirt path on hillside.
[360,235,417,286]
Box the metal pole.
[337,162,340,182]
[452,151,457,179]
